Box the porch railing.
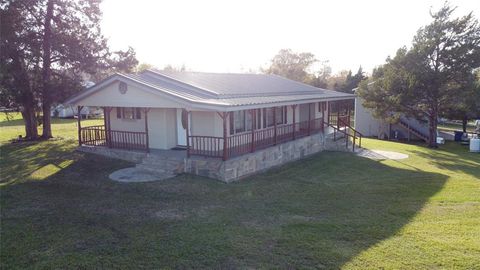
[327,117,363,152]
[80,125,106,146]
[188,136,224,158]
[80,126,148,152]
[328,114,350,128]
[188,117,324,159]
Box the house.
[65,69,360,182]
[51,104,102,118]
[353,87,431,143]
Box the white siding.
[76,81,184,108]
[108,108,177,150]
[354,97,382,137]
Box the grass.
[438,121,476,133]
[0,112,103,143]
[1,115,479,269]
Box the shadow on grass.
[0,139,85,185]
[1,144,448,268]
[409,143,480,179]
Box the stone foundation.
[185,132,327,182]
[78,145,147,163]
[79,132,352,183]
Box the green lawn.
[1,115,479,269]
[0,112,103,143]
[438,121,476,133]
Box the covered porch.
[77,99,359,160]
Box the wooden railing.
[107,130,148,151]
[188,117,324,159]
[398,119,429,143]
[80,126,148,152]
[328,117,363,151]
[188,136,224,158]
[328,114,350,128]
[80,125,106,146]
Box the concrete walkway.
[109,167,173,183]
[357,149,409,160]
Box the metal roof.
[66,69,355,110]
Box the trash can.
[470,138,480,153]
[454,131,464,141]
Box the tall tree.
[0,0,138,140]
[330,67,366,92]
[0,0,43,139]
[442,70,480,132]
[358,4,480,147]
[265,49,317,83]
[307,60,332,88]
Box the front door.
[176,109,187,146]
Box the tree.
[327,70,350,91]
[306,60,332,88]
[343,67,366,92]
[0,0,138,140]
[358,4,480,147]
[0,0,43,139]
[265,49,317,83]
[163,64,186,72]
[442,70,480,131]
[135,63,155,73]
[329,67,366,92]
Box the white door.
[176,109,187,146]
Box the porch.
[76,99,361,161]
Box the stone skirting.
[185,132,328,182]
[78,145,147,163]
[79,132,352,183]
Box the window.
[234,110,245,133]
[256,109,262,129]
[264,108,274,127]
[276,106,287,124]
[230,110,255,135]
[116,107,141,120]
[318,102,327,112]
[263,106,287,128]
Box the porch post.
[347,101,351,126]
[273,107,277,145]
[292,104,296,140]
[77,106,83,146]
[222,112,228,161]
[186,110,190,158]
[308,103,312,135]
[337,104,340,130]
[103,107,111,147]
[250,109,255,153]
[327,101,330,125]
[107,107,112,147]
[144,108,150,153]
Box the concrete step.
[136,164,176,176]
[140,158,184,166]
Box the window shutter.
[116,107,121,118]
[229,112,234,135]
[262,108,266,128]
[284,106,287,124]
[135,108,141,119]
[257,109,262,129]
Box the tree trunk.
[21,106,38,139]
[462,116,468,133]
[428,114,437,148]
[41,0,54,139]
